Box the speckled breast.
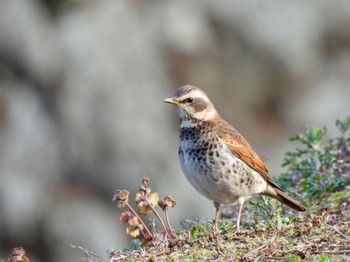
[178,121,266,204]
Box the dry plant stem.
[164,207,173,235]
[125,203,153,239]
[265,256,288,260]
[144,197,170,237]
[245,244,266,256]
[314,250,350,254]
[112,255,129,261]
[70,244,108,262]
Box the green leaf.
[190,224,206,238]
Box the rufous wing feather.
[215,117,306,212]
[215,118,281,190]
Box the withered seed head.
[113,189,130,208]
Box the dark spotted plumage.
[164,85,306,232]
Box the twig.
[110,255,130,261]
[70,244,108,262]
[264,256,289,260]
[323,222,350,243]
[314,250,350,254]
[329,244,350,248]
[245,244,266,256]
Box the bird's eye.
[185,98,194,103]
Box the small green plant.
[247,118,350,230]
[113,176,176,247]
[249,196,282,221]
[248,196,293,232]
[277,117,350,203]
[314,254,340,262]
[189,224,206,238]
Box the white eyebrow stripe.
[181,90,209,101]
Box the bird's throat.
[180,118,200,129]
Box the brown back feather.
[215,117,283,191]
[215,117,306,212]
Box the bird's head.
[164,85,217,123]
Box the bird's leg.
[213,201,221,232]
[235,198,245,232]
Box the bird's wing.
[216,119,282,190]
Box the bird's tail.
[264,187,306,212]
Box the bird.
[164,85,306,232]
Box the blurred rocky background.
[0,0,349,261]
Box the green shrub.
[277,117,350,203]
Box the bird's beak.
[164,97,179,105]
